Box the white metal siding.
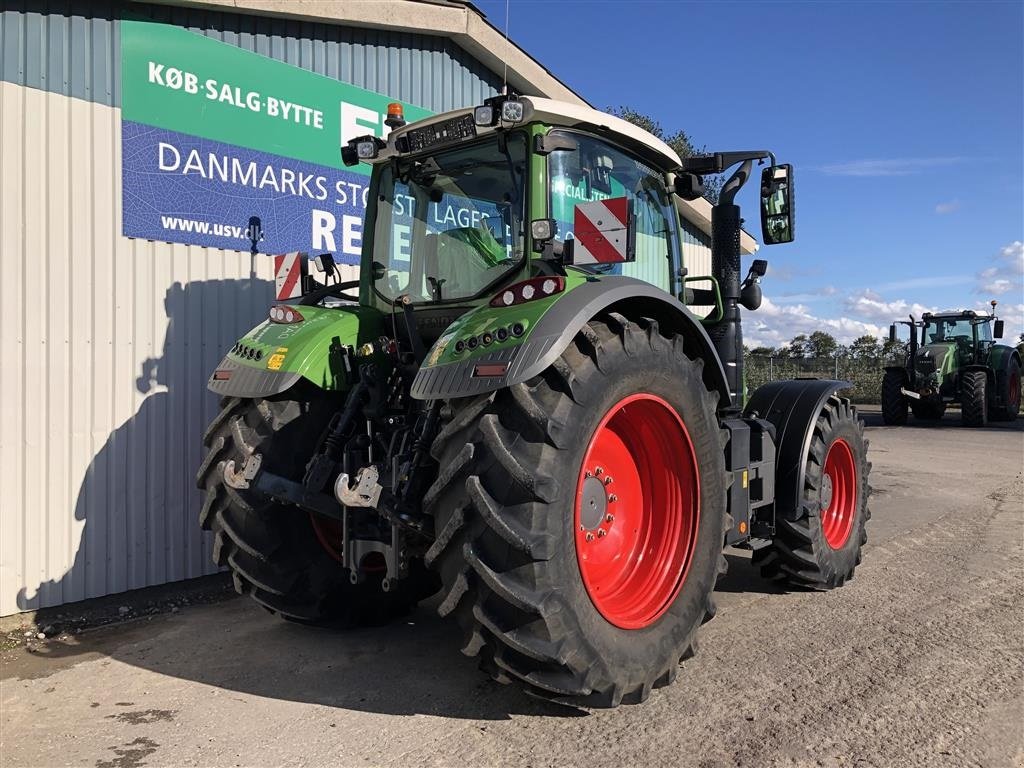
[0,81,276,614]
[0,1,506,616]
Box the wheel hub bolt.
[608,494,618,503]
[585,532,594,542]
[595,467,604,475]
[605,514,614,523]
[604,476,614,485]
[597,529,607,538]
[585,471,593,478]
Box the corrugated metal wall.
[0,1,502,616]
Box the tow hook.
[334,465,384,508]
[223,453,263,489]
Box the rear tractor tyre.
[990,360,1021,422]
[424,315,728,707]
[753,396,870,589]
[961,371,989,427]
[196,395,437,626]
[881,369,908,426]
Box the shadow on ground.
[11,591,582,720]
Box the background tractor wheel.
[753,396,870,589]
[196,395,437,625]
[989,360,1021,422]
[424,314,728,707]
[960,371,988,427]
[881,369,908,425]
[911,400,946,420]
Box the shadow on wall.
[16,275,273,612]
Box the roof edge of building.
[137,0,587,105]
[678,197,760,255]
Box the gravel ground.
[2,407,1022,768]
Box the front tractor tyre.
[881,369,908,426]
[961,370,988,427]
[753,395,871,589]
[423,315,728,707]
[196,395,436,625]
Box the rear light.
[490,276,565,307]
[213,369,233,381]
[473,362,509,378]
[269,305,304,324]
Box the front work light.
[474,105,495,127]
[473,93,527,127]
[341,135,386,167]
[500,99,525,122]
[530,218,557,242]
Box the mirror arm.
[720,160,753,206]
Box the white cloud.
[976,300,1024,343]
[935,199,960,215]
[817,157,967,177]
[843,292,937,325]
[743,296,885,348]
[975,240,1024,298]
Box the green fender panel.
[410,274,730,405]
[207,305,383,399]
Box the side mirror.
[760,164,794,245]
[889,324,898,343]
[994,320,1004,339]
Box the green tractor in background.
[197,94,871,707]
[881,304,1021,427]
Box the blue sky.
[476,0,1024,346]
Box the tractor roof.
[922,310,992,320]
[383,96,681,172]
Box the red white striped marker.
[274,252,307,300]
[573,197,631,265]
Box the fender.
[988,344,1022,375]
[743,379,852,521]
[410,275,731,405]
[207,305,382,399]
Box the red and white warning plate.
[274,252,307,300]
[573,197,631,265]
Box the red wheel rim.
[310,514,345,563]
[1010,371,1020,410]
[821,439,857,550]
[574,393,700,630]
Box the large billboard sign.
[120,19,431,262]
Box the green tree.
[807,330,839,359]
[609,107,723,203]
[849,334,880,361]
[881,337,905,362]
[787,334,809,359]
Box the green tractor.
[197,95,870,706]
[881,305,1021,427]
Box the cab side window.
[547,131,677,292]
